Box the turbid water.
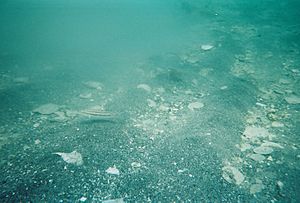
[0,0,300,202]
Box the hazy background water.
[0,0,300,202]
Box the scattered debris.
[53,151,83,166]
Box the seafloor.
[0,0,299,202]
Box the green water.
[0,0,300,202]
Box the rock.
[222,166,245,185]
[277,181,284,190]
[279,79,291,84]
[53,150,83,165]
[105,166,120,175]
[79,197,87,202]
[188,102,204,110]
[261,141,283,149]
[250,183,264,194]
[158,104,169,111]
[178,168,188,173]
[79,93,92,99]
[53,111,69,122]
[147,99,156,107]
[249,153,265,162]
[137,84,151,92]
[102,198,124,203]
[238,143,252,152]
[256,102,266,107]
[243,126,270,140]
[201,44,214,51]
[271,121,284,128]
[13,77,29,84]
[131,162,142,168]
[33,103,60,115]
[253,146,273,155]
[83,81,102,90]
[285,95,300,104]
[80,105,113,117]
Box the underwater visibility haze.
[0,0,300,202]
